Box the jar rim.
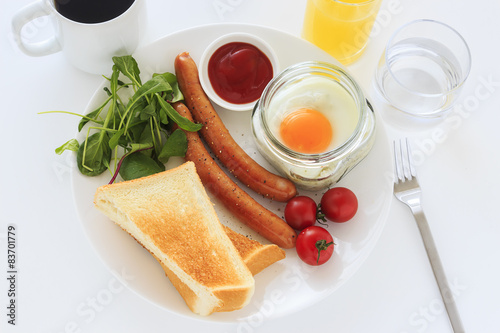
[256,61,367,162]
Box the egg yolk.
[279,108,333,154]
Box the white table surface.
[1,0,499,332]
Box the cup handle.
[12,1,62,56]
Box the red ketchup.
[208,42,274,105]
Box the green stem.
[316,203,328,225]
[38,111,104,124]
[315,239,334,264]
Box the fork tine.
[401,138,411,181]
[393,138,416,183]
[393,140,402,183]
[404,138,417,179]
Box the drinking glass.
[374,19,471,118]
[302,0,382,65]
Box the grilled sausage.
[174,52,297,202]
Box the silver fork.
[393,138,465,333]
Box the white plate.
[71,23,393,322]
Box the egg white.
[267,75,359,152]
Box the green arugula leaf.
[77,132,111,177]
[127,119,148,143]
[134,75,172,98]
[155,95,202,132]
[119,152,165,181]
[129,142,154,152]
[158,129,187,164]
[138,122,153,144]
[112,55,142,86]
[55,139,79,155]
[153,72,183,102]
[127,96,147,119]
[108,128,125,150]
[139,104,156,121]
[108,142,154,183]
[158,104,169,125]
[110,65,119,95]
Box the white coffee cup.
[12,0,146,74]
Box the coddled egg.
[267,75,359,154]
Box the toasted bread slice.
[94,162,254,316]
[223,226,285,275]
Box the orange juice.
[302,0,382,64]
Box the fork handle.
[412,209,465,333]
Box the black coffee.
[54,0,135,24]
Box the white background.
[1,0,499,332]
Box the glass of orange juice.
[302,0,382,65]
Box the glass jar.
[251,61,376,191]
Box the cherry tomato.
[284,196,317,230]
[296,226,334,266]
[320,187,358,223]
